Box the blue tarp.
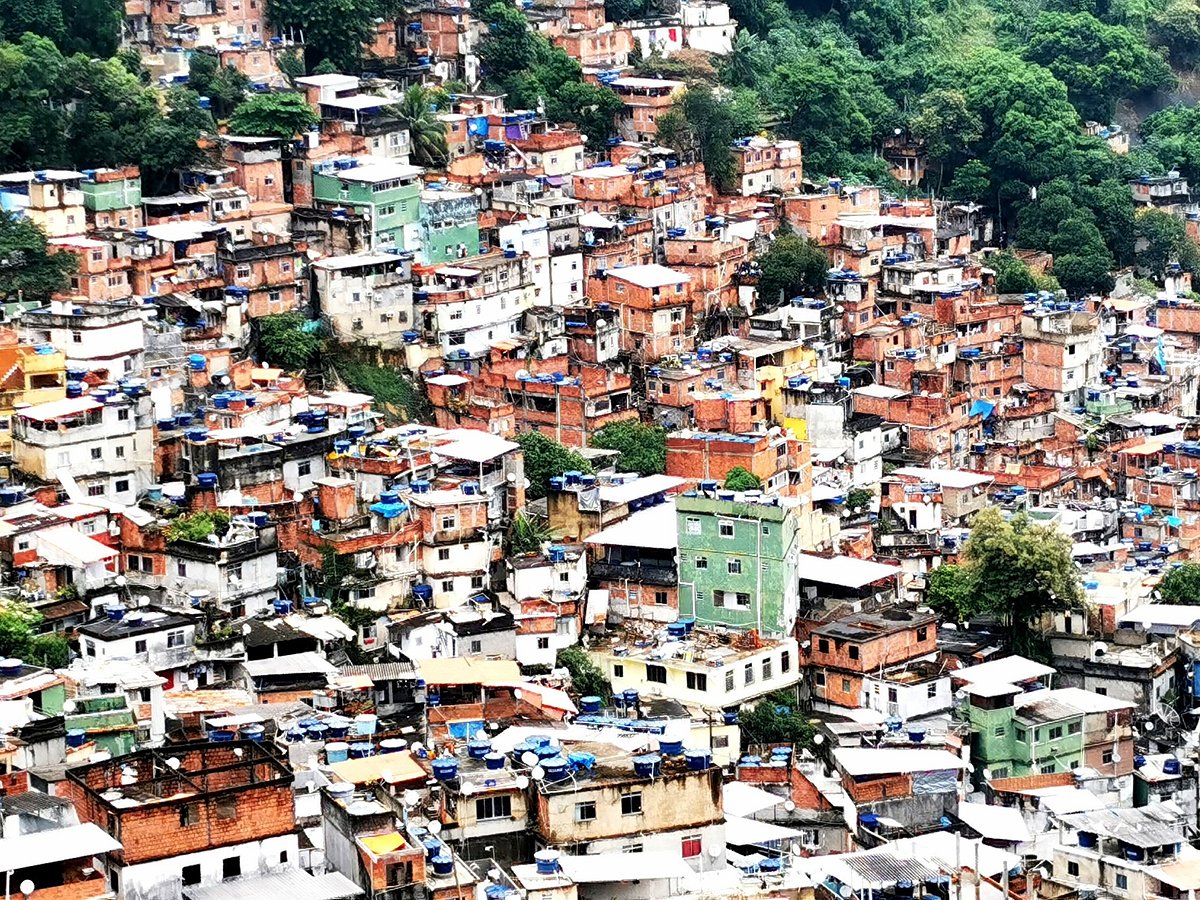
[969,399,996,418]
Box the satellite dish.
[166,757,180,770]
[475,729,488,741]
[1144,720,1156,733]
[982,768,993,780]
[791,844,805,857]
[381,771,395,783]
[1112,752,1122,763]
[20,880,34,897]
[403,790,420,806]
[531,766,546,781]
[489,868,502,881]
[427,820,443,835]
[521,751,540,767]
[515,775,530,789]
[784,800,796,812]
[840,886,854,899]
[411,742,425,755]
[63,700,76,713]
[233,747,244,758]
[812,733,825,746]
[708,845,721,859]
[293,491,304,503]
[461,781,476,796]
[114,575,127,587]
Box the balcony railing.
[590,561,676,585]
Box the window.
[726,670,734,692]
[818,639,829,654]
[438,548,451,561]
[177,561,188,577]
[646,664,667,684]
[575,801,597,822]
[685,516,701,535]
[761,523,770,535]
[848,646,860,661]
[927,683,938,698]
[614,664,624,678]
[744,663,755,685]
[814,672,826,686]
[917,626,928,641]
[222,857,241,880]
[719,520,735,538]
[1067,862,1079,877]
[167,630,186,648]
[781,651,791,673]
[1040,763,1055,774]
[994,725,1006,738]
[727,559,742,575]
[470,575,485,589]
[441,515,456,530]
[1102,749,1114,764]
[681,836,702,858]
[1048,726,1064,740]
[182,864,201,886]
[686,671,707,691]
[1068,721,1081,735]
[1116,875,1128,891]
[115,445,125,459]
[537,637,550,650]
[623,843,643,853]
[88,484,104,497]
[469,640,481,653]
[179,804,199,827]
[841,678,851,693]
[1015,727,1027,743]
[115,479,129,493]
[216,796,237,820]
[91,447,102,460]
[763,658,772,680]
[135,639,147,653]
[442,579,454,592]
[1096,687,1107,695]
[621,792,643,815]
[297,460,312,477]
[694,556,708,570]
[227,563,242,582]
[888,687,898,703]
[653,590,668,605]
[475,795,512,820]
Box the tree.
[740,690,815,748]
[990,252,1038,294]
[1150,0,1200,69]
[947,160,992,203]
[332,357,431,423]
[508,512,552,555]
[1157,563,1200,603]
[164,510,231,543]
[515,432,593,500]
[925,563,974,620]
[137,88,216,194]
[393,84,449,168]
[724,466,762,491]
[28,633,70,668]
[757,235,828,308]
[909,89,983,189]
[0,600,41,659]
[1141,104,1200,180]
[277,49,307,85]
[228,92,318,140]
[60,0,124,57]
[0,211,76,303]
[1,0,65,47]
[591,422,667,476]
[1023,12,1173,121]
[267,0,380,71]
[1135,208,1200,276]
[187,51,250,119]
[256,312,324,370]
[1053,253,1115,298]
[557,646,610,699]
[955,507,1084,657]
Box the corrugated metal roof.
[1060,807,1185,848]
[339,662,416,681]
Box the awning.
[725,815,806,845]
[723,781,785,817]
[956,802,1032,843]
[37,526,118,567]
[0,823,121,871]
[556,851,695,884]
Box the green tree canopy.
[1141,104,1200,180]
[187,51,250,119]
[756,235,829,309]
[267,0,383,71]
[1135,207,1200,276]
[990,252,1038,294]
[724,466,762,491]
[257,313,324,371]
[515,432,593,500]
[740,690,815,748]
[0,601,69,668]
[0,211,76,303]
[951,507,1084,657]
[591,422,667,476]
[1157,563,1200,603]
[557,646,610,699]
[393,84,450,168]
[507,513,552,555]
[1022,12,1173,120]
[228,91,319,140]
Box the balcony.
[590,561,676,585]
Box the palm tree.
[395,84,449,169]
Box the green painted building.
[964,684,1085,780]
[79,168,142,213]
[419,188,481,264]
[66,695,139,756]
[676,494,800,637]
[312,157,424,250]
